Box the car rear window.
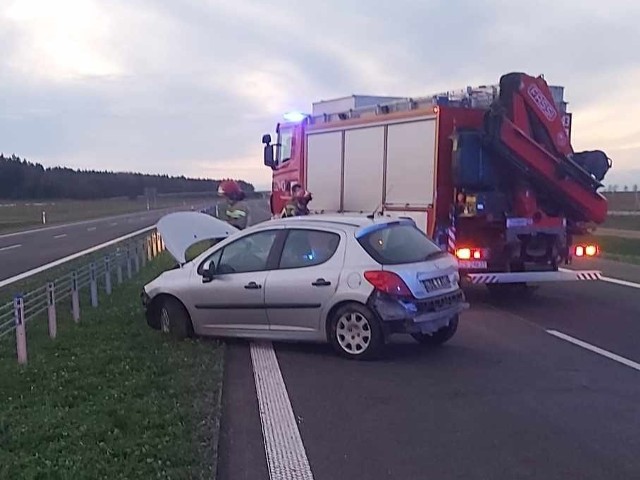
[357,223,442,265]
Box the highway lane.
[219,280,640,479]
[216,209,640,479]
[0,204,211,282]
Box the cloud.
[0,0,638,189]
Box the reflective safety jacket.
[215,199,249,230]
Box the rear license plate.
[458,260,487,270]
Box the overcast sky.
[0,0,638,190]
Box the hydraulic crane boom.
[484,72,610,225]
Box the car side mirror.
[263,144,275,169]
[202,262,216,283]
[262,133,272,145]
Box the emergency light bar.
[283,112,308,122]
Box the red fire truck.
[261,72,611,288]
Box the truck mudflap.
[465,269,602,285]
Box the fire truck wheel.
[328,303,385,360]
[158,296,194,340]
[411,314,459,346]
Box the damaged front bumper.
[369,289,469,335]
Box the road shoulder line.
[250,341,314,480]
[547,330,640,373]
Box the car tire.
[411,314,459,346]
[328,303,385,360]
[158,296,194,339]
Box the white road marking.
[547,330,640,373]
[559,267,640,290]
[600,276,640,290]
[250,341,314,480]
[53,234,67,239]
[87,227,97,231]
[0,244,21,252]
[0,226,154,289]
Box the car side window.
[279,229,340,269]
[200,249,222,274]
[216,230,279,274]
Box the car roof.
[250,213,412,231]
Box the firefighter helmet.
[218,180,243,199]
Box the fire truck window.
[278,129,293,165]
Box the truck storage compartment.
[385,118,436,208]
[306,131,343,212]
[343,126,385,212]
[452,129,498,189]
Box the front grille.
[422,275,452,293]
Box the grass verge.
[602,215,640,231]
[0,253,224,480]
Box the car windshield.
[357,223,442,265]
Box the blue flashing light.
[283,111,308,122]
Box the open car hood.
[156,211,239,264]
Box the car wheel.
[411,314,459,346]
[158,296,194,339]
[329,303,384,360]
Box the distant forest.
[0,155,254,200]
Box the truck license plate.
[458,260,487,270]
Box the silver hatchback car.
[142,212,468,359]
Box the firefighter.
[215,180,249,229]
[282,184,312,217]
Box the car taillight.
[575,244,598,257]
[364,271,413,298]
[456,248,483,260]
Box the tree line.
[0,154,255,200]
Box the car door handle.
[312,278,332,287]
[244,282,262,290]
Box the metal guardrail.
[608,211,640,216]
[0,230,166,364]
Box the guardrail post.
[126,246,133,279]
[133,243,140,274]
[105,256,112,295]
[141,240,147,268]
[71,271,80,322]
[116,252,124,285]
[90,262,98,308]
[149,232,155,258]
[47,282,57,339]
[14,295,27,365]
[160,234,165,252]
[156,232,162,254]
[147,235,153,261]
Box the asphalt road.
[217,213,640,479]
[5,200,639,478]
[0,204,211,282]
